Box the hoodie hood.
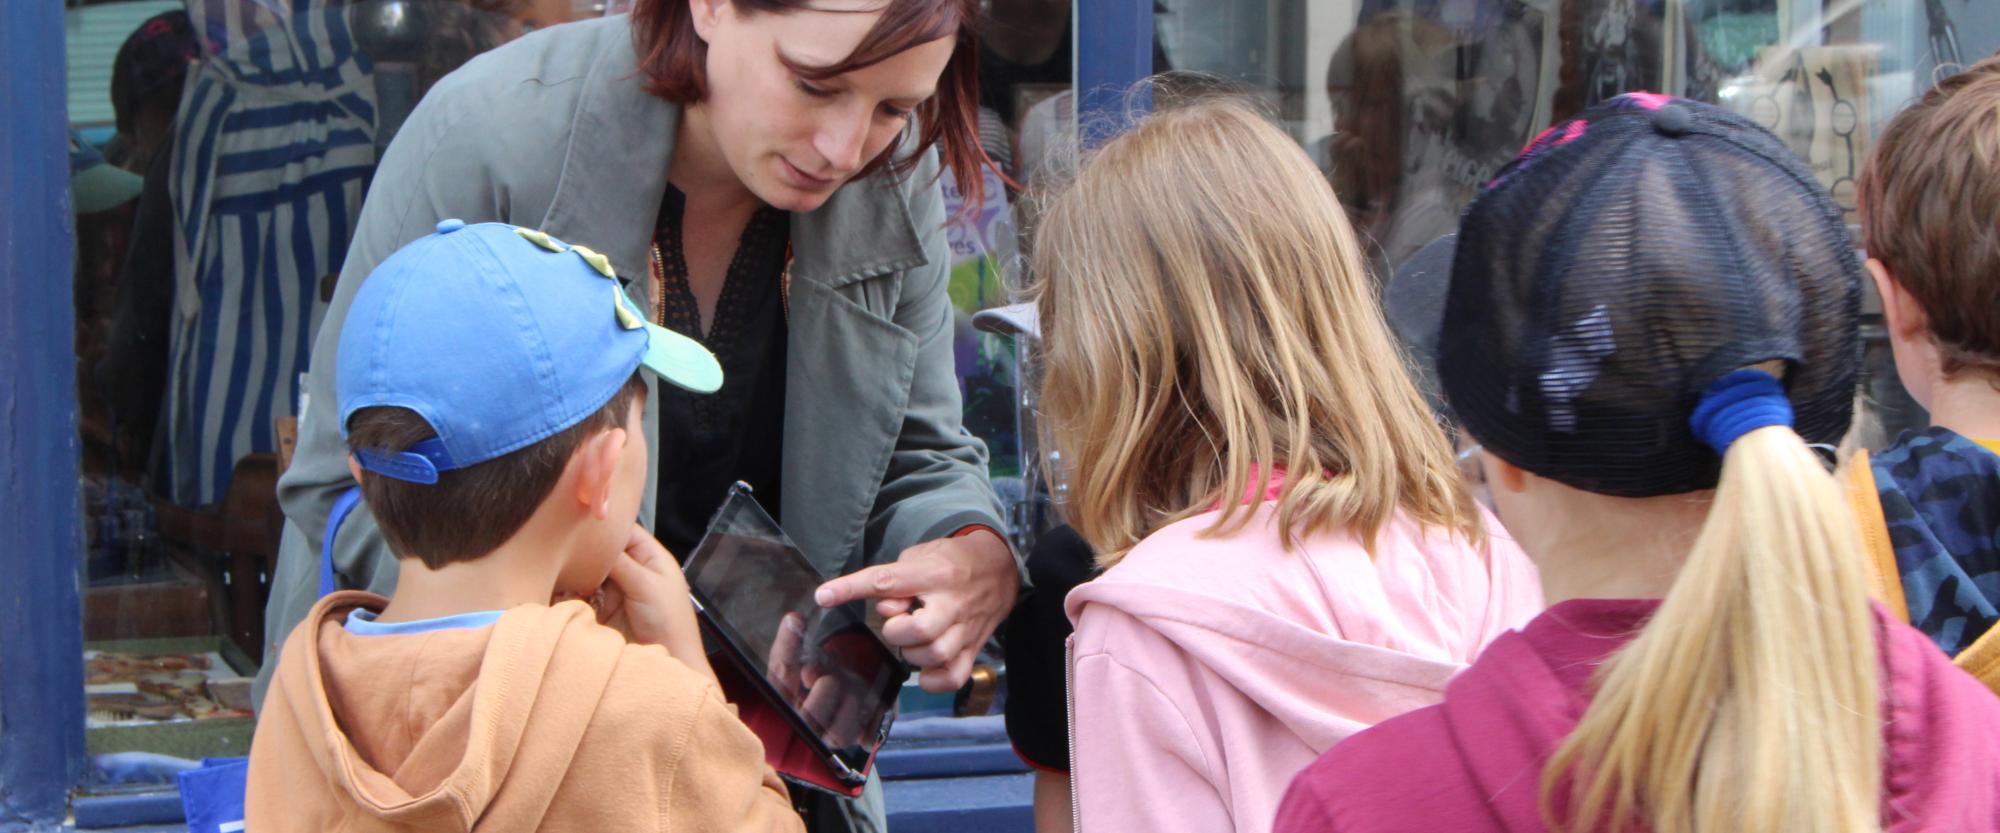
[264,592,622,831]
[1871,427,2000,657]
[1066,504,1542,752]
[1435,599,1653,832]
[1443,599,2000,833]
[1280,598,2000,833]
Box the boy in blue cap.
[246,220,802,832]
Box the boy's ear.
[571,427,628,520]
[1867,257,1928,340]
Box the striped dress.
[165,0,376,506]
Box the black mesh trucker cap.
[1436,93,1863,497]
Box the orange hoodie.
[248,591,803,833]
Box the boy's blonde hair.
[1859,51,2000,379]
[1029,96,1481,566]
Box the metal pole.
[0,0,89,828]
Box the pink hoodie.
[1275,599,2000,833]
[1064,503,1543,833]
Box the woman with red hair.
[263,4,1018,830]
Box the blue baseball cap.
[337,219,722,484]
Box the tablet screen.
[683,485,902,769]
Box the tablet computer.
[682,482,903,793]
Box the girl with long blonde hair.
[1035,95,1542,833]
[1275,94,2000,833]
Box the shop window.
[61,0,1071,782]
[1150,0,1997,444]
[65,0,584,774]
[938,0,1104,549]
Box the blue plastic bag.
[177,757,248,833]
[177,487,359,831]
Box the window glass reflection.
[1153,0,1996,442]
[66,0,590,763]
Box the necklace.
[648,242,794,328]
[779,243,793,325]
[649,241,667,325]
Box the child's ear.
[1867,257,1928,341]
[572,427,627,520]
[1482,450,1532,495]
[346,454,365,485]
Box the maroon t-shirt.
[1276,598,2000,833]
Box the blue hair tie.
[1689,369,1794,454]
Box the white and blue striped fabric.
[165,0,376,506]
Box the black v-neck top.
[650,185,791,559]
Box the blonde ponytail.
[1542,410,1882,831]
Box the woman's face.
[691,0,955,212]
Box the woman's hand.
[596,524,717,685]
[812,529,1018,692]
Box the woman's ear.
[572,427,628,519]
[687,0,725,42]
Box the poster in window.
[1722,45,1878,223]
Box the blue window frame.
[1074,0,1155,146]
[1,1,90,829]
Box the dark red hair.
[633,0,988,211]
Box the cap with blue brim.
[338,220,722,484]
